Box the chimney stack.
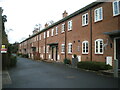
[63,10,68,18]
[45,23,49,28]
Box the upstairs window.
[61,23,65,33]
[44,32,46,39]
[95,39,104,54]
[68,20,72,31]
[113,1,120,16]
[61,44,65,53]
[39,34,41,40]
[47,31,49,38]
[82,13,88,26]
[56,27,58,35]
[51,29,54,36]
[94,7,103,22]
[82,41,89,54]
[68,43,72,54]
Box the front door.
[116,38,120,69]
[51,46,58,61]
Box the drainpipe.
[65,21,67,59]
[45,31,47,60]
[38,34,40,59]
[90,8,93,62]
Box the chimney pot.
[45,23,49,28]
[63,10,68,18]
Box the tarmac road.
[3,57,119,88]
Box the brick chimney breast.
[63,10,68,18]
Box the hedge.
[9,55,17,67]
[77,61,112,71]
[64,58,71,64]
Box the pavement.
[3,57,119,88]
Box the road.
[3,57,119,88]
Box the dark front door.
[56,46,58,61]
[52,47,54,60]
[116,38,120,69]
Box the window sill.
[68,52,72,55]
[82,24,88,27]
[68,29,72,32]
[113,13,120,17]
[94,19,103,23]
[82,53,89,55]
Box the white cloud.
[1,0,96,44]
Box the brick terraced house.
[19,1,120,69]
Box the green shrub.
[64,58,71,64]
[77,61,112,71]
[10,55,17,67]
[73,54,77,58]
[17,53,22,56]
[21,54,29,58]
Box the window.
[46,46,49,53]
[113,1,120,16]
[47,31,49,37]
[68,43,72,54]
[82,41,89,54]
[82,13,88,26]
[95,39,104,54]
[94,7,103,22]
[39,34,41,40]
[43,46,45,53]
[51,29,54,36]
[61,23,65,33]
[68,20,72,31]
[44,32,46,39]
[61,44,65,53]
[39,47,41,53]
[56,27,58,35]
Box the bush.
[73,54,77,58]
[77,61,112,71]
[10,55,17,67]
[17,53,22,56]
[64,58,71,64]
[21,54,29,58]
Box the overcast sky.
[0,0,96,44]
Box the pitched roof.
[20,2,103,43]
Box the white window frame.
[68,43,72,54]
[61,23,65,33]
[39,47,41,53]
[55,27,58,35]
[51,29,54,36]
[61,44,65,53]
[113,1,120,16]
[39,34,41,40]
[44,32,46,39]
[94,7,103,22]
[46,46,49,53]
[43,46,45,53]
[82,13,88,26]
[68,20,72,31]
[47,31,49,38]
[95,39,104,54]
[82,41,89,54]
